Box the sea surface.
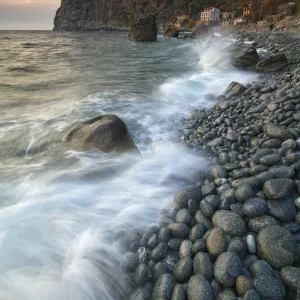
[0,30,256,300]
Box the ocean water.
[0,30,256,300]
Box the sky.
[0,0,60,30]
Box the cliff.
[53,0,189,31]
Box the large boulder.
[65,115,139,153]
[225,81,246,98]
[190,24,211,39]
[128,15,157,42]
[163,25,179,38]
[225,43,259,69]
[254,53,288,72]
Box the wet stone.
[236,275,252,297]
[153,273,175,299]
[227,237,247,258]
[257,225,296,268]
[242,289,261,300]
[158,227,170,243]
[263,178,294,199]
[173,186,202,209]
[176,209,192,226]
[280,266,300,289]
[201,182,216,196]
[216,289,238,300]
[187,274,214,300]
[214,252,243,287]
[212,210,246,237]
[259,153,281,166]
[206,227,227,257]
[167,223,190,239]
[242,198,268,218]
[235,184,255,203]
[121,252,139,273]
[193,252,213,281]
[268,196,296,222]
[248,215,279,232]
[253,275,285,299]
[249,260,273,277]
[179,240,193,258]
[174,257,193,283]
[135,264,151,286]
[168,238,183,251]
[189,224,205,243]
[152,242,168,261]
[207,165,228,180]
[269,165,295,178]
[262,138,282,148]
[153,262,170,281]
[171,284,186,300]
[192,239,207,255]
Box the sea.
[0,30,256,300]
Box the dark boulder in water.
[128,15,157,42]
[65,115,139,153]
[225,43,259,69]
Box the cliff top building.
[200,7,220,24]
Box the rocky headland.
[118,30,300,299]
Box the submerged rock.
[65,115,139,153]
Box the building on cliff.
[199,7,220,25]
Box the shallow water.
[0,30,256,299]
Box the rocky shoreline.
[119,31,300,300]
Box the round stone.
[236,275,252,297]
[249,260,273,277]
[192,239,207,255]
[242,289,261,300]
[280,266,300,289]
[235,184,255,203]
[259,154,281,166]
[263,178,294,199]
[193,252,213,281]
[248,215,279,232]
[174,186,202,209]
[253,275,285,299]
[268,197,296,222]
[214,252,243,287]
[187,274,214,300]
[216,289,238,300]
[207,165,228,180]
[246,234,256,254]
[206,227,227,257]
[176,208,192,225]
[135,264,151,286]
[174,257,193,283]
[227,237,247,258]
[242,198,268,218]
[212,210,246,237]
[153,273,175,299]
[152,242,168,261]
[171,284,186,300]
[179,240,193,258]
[189,224,205,242]
[257,225,296,268]
[167,223,190,239]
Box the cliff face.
[53,0,189,31]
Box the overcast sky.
[0,0,60,30]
